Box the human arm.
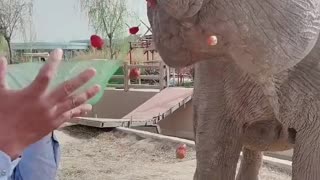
[0,48,100,163]
[10,132,60,180]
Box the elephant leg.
[236,148,262,180]
[292,128,320,180]
[192,61,243,180]
[193,115,242,180]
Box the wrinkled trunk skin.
[157,0,204,19]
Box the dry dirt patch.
[56,125,291,180]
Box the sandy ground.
[56,125,292,180]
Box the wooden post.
[166,65,170,88]
[129,42,132,64]
[124,62,129,92]
[172,68,176,86]
[128,64,132,87]
[138,69,142,85]
[152,51,154,60]
[159,62,165,90]
[156,125,161,134]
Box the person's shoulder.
[0,151,21,178]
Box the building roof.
[11,42,89,50]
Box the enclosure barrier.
[108,62,171,91]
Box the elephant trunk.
[157,0,204,19]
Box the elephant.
[147,0,320,180]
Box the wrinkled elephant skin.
[148,1,320,180]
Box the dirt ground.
[56,125,292,180]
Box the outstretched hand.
[0,49,101,159]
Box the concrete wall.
[158,101,194,140]
[87,89,195,140]
[89,89,158,118]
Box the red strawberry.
[176,144,187,159]
[129,26,140,35]
[129,68,140,80]
[90,35,104,50]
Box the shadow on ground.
[57,125,113,140]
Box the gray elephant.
[147,0,320,180]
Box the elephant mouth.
[159,34,227,68]
[161,50,226,68]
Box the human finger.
[28,49,63,94]
[66,110,90,124]
[55,104,93,126]
[54,84,100,116]
[0,57,8,90]
[49,68,96,104]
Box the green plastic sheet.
[6,60,122,105]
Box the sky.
[13,0,149,42]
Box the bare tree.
[79,0,128,59]
[0,35,7,54]
[0,0,33,64]
[21,14,37,53]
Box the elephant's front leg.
[292,126,320,180]
[193,109,242,180]
[193,61,243,180]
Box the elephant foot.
[241,119,296,151]
[236,148,262,180]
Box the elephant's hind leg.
[236,148,262,180]
[292,127,320,180]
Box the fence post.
[172,68,176,86]
[124,62,129,91]
[159,62,165,90]
[166,65,170,88]
[138,65,142,85]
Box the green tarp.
[7,60,122,105]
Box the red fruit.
[90,35,104,50]
[129,26,140,35]
[146,0,157,9]
[207,35,218,46]
[176,144,187,159]
[129,68,140,80]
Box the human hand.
[0,49,101,159]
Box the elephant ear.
[158,0,204,19]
